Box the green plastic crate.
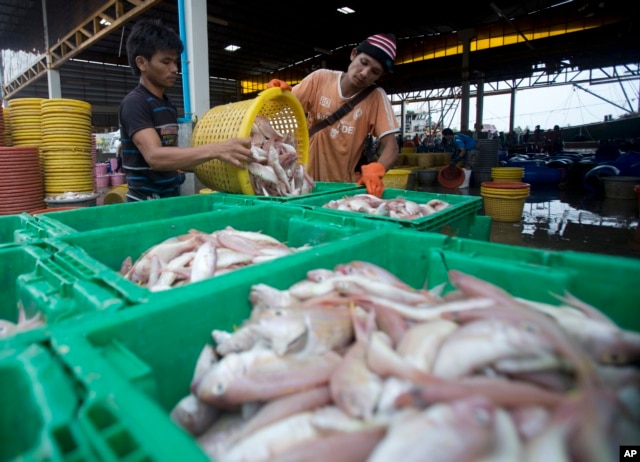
[279,187,483,237]
[467,214,492,241]
[224,181,364,204]
[0,245,145,349]
[0,344,95,461]
[443,237,640,321]
[50,230,451,462]
[34,193,257,237]
[49,227,640,461]
[0,213,69,248]
[1,246,49,348]
[51,203,401,301]
[74,390,209,462]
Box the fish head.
[256,317,308,355]
[194,353,245,405]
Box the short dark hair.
[442,128,454,136]
[126,19,184,76]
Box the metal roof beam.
[388,65,640,104]
[2,0,161,99]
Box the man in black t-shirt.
[119,19,254,201]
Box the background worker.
[548,124,564,154]
[269,33,400,197]
[442,128,477,168]
[119,19,253,202]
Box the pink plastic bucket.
[96,174,110,188]
[95,163,108,175]
[110,173,126,186]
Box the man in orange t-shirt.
[271,34,399,197]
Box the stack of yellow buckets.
[7,98,44,147]
[40,98,94,197]
[481,167,529,222]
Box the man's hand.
[357,162,386,198]
[211,137,253,168]
[267,79,292,91]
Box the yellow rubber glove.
[267,79,292,91]
[357,162,386,198]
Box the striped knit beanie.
[356,33,396,72]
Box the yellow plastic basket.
[383,169,411,189]
[431,152,452,166]
[191,88,309,195]
[403,153,419,166]
[481,193,528,222]
[417,153,437,168]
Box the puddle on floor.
[490,187,640,259]
[420,183,640,259]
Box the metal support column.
[475,74,484,136]
[42,0,62,98]
[181,0,210,194]
[459,29,474,133]
[509,86,516,134]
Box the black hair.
[442,128,454,136]
[126,19,184,77]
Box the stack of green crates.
[3,193,640,461]
[275,187,484,238]
[0,343,96,461]
[2,201,402,348]
[48,203,402,301]
[221,181,364,204]
[31,193,258,238]
[43,228,640,461]
[0,244,143,350]
[0,213,62,249]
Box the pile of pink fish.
[248,115,315,196]
[323,194,451,220]
[120,227,310,292]
[171,262,640,461]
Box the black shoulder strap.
[308,85,378,137]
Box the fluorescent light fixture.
[207,15,229,26]
[314,46,332,55]
[225,44,240,52]
[337,6,355,14]
[99,18,111,26]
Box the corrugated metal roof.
[1,0,637,127]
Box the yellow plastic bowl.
[491,167,524,175]
[481,186,530,197]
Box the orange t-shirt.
[292,69,399,182]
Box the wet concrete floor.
[418,182,640,261]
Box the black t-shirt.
[118,84,182,201]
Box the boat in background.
[561,114,640,144]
